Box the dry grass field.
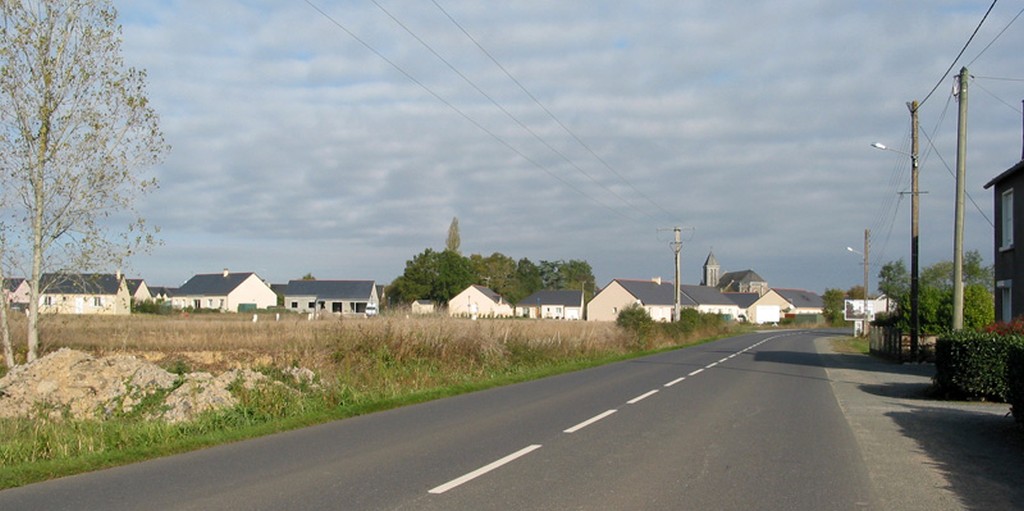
[8,312,675,395]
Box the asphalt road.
[0,330,879,510]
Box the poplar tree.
[0,0,166,364]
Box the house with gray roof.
[680,285,742,319]
[38,273,131,315]
[284,280,379,317]
[587,278,687,322]
[717,269,769,295]
[171,270,276,312]
[449,285,513,318]
[773,288,825,316]
[516,290,585,320]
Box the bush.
[1008,345,1024,425]
[934,330,1024,401]
[616,303,653,333]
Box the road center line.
[705,362,718,369]
[627,390,659,404]
[664,376,686,387]
[564,409,617,433]
[688,368,704,376]
[428,444,543,494]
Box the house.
[774,288,825,316]
[171,270,276,312]
[3,278,29,310]
[587,278,680,322]
[38,273,131,315]
[411,299,436,315]
[448,285,513,318]
[717,269,769,295]
[147,286,175,302]
[680,285,741,319]
[516,290,585,320]
[284,280,379,317]
[985,159,1024,322]
[126,279,152,302]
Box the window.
[308,301,315,309]
[291,301,298,309]
[93,296,103,307]
[1001,189,1014,250]
[998,280,1013,322]
[42,296,52,306]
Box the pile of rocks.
[0,348,308,423]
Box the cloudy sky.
[113,0,1024,293]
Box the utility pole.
[673,227,682,322]
[953,67,968,330]
[909,100,921,360]
[863,228,870,337]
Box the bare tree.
[0,0,166,364]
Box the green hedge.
[934,331,1024,401]
[1008,345,1024,425]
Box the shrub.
[934,330,1024,401]
[1008,344,1024,425]
[616,303,653,333]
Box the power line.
[919,0,998,108]
[428,0,680,223]
[302,0,640,221]
[366,0,655,222]
[966,5,1024,67]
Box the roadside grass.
[831,336,870,355]
[0,313,732,489]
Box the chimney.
[115,269,121,280]
[223,268,229,278]
[652,277,662,285]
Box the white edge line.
[688,368,704,377]
[627,390,659,404]
[564,409,617,433]
[664,377,686,387]
[428,444,543,494]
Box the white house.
[448,285,513,318]
[284,280,379,317]
[516,290,585,320]
[172,270,276,312]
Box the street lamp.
[846,229,870,337]
[872,126,921,360]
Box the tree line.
[388,249,596,307]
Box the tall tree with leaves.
[446,216,461,254]
[0,0,166,364]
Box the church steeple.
[702,250,720,287]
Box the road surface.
[0,330,878,510]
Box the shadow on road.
[886,403,1024,510]
[754,350,936,379]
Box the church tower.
[702,250,720,287]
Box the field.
[0,311,733,488]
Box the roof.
[516,289,584,307]
[723,292,760,308]
[469,285,505,304]
[774,288,824,308]
[126,279,145,295]
[718,270,766,290]
[3,277,25,293]
[285,280,376,300]
[41,273,123,295]
[984,159,1024,189]
[614,279,692,306]
[680,285,735,306]
[704,251,719,267]
[176,272,261,296]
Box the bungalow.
[171,270,276,312]
[774,288,825,317]
[587,278,680,322]
[38,273,131,315]
[725,289,788,324]
[411,299,436,315]
[448,285,513,318]
[126,279,152,303]
[284,280,379,317]
[680,285,741,319]
[516,290,585,320]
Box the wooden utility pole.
[909,100,921,359]
[863,229,870,337]
[673,227,682,322]
[953,67,968,330]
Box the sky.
[111,0,1024,294]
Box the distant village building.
[449,285,513,318]
[283,280,379,317]
[38,273,131,315]
[172,270,276,312]
[515,290,585,320]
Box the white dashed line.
[664,377,686,387]
[705,362,718,369]
[564,409,617,433]
[428,444,542,494]
[627,390,659,404]
[688,368,704,376]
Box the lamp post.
[873,124,920,360]
[847,229,870,337]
